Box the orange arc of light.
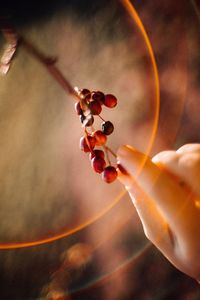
[121,0,160,176]
[0,190,127,249]
[0,1,160,250]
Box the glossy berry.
[91,156,106,173]
[101,121,114,135]
[92,91,105,104]
[80,136,96,152]
[88,99,102,115]
[102,166,118,183]
[89,149,105,160]
[80,114,94,127]
[75,101,83,115]
[93,130,107,146]
[104,94,117,108]
[80,89,91,100]
[77,87,118,183]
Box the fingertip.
[117,163,130,176]
[117,144,151,178]
[117,145,144,168]
[117,145,140,183]
[117,164,133,188]
[117,145,154,191]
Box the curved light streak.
[0,0,160,250]
[121,0,160,177]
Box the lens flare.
[120,0,160,177]
[0,0,160,250]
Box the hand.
[117,144,200,282]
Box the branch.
[0,17,79,99]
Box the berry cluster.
[75,88,118,183]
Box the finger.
[152,150,179,170]
[177,143,200,154]
[117,145,200,245]
[118,167,175,253]
[153,149,200,196]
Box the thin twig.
[103,145,111,165]
[19,37,79,99]
[105,145,117,158]
[0,20,79,100]
[98,114,105,122]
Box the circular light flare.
[0,0,160,250]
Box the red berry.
[93,130,107,145]
[102,166,118,183]
[91,156,106,173]
[75,101,83,115]
[88,100,102,115]
[104,94,117,108]
[80,136,96,152]
[92,91,105,104]
[89,149,105,160]
[101,121,114,135]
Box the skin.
[117,143,200,282]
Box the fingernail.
[116,145,140,188]
[117,163,130,176]
[117,164,133,188]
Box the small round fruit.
[93,130,107,145]
[92,91,105,104]
[101,121,114,135]
[80,114,94,127]
[80,88,90,96]
[102,166,118,183]
[89,149,105,160]
[80,136,96,152]
[91,156,106,173]
[88,100,102,115]
[80,89,91,100]
[75,101,83,115]
[104,94,117,108]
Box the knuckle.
[177,143,200,154]
[178,152,200,171]
[152,150,175,161]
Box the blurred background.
[0,0,200,299]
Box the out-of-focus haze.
[0,0,200,299]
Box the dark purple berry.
[80,89,91,101]
[92,91,105,104]
[101,121,114,135]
